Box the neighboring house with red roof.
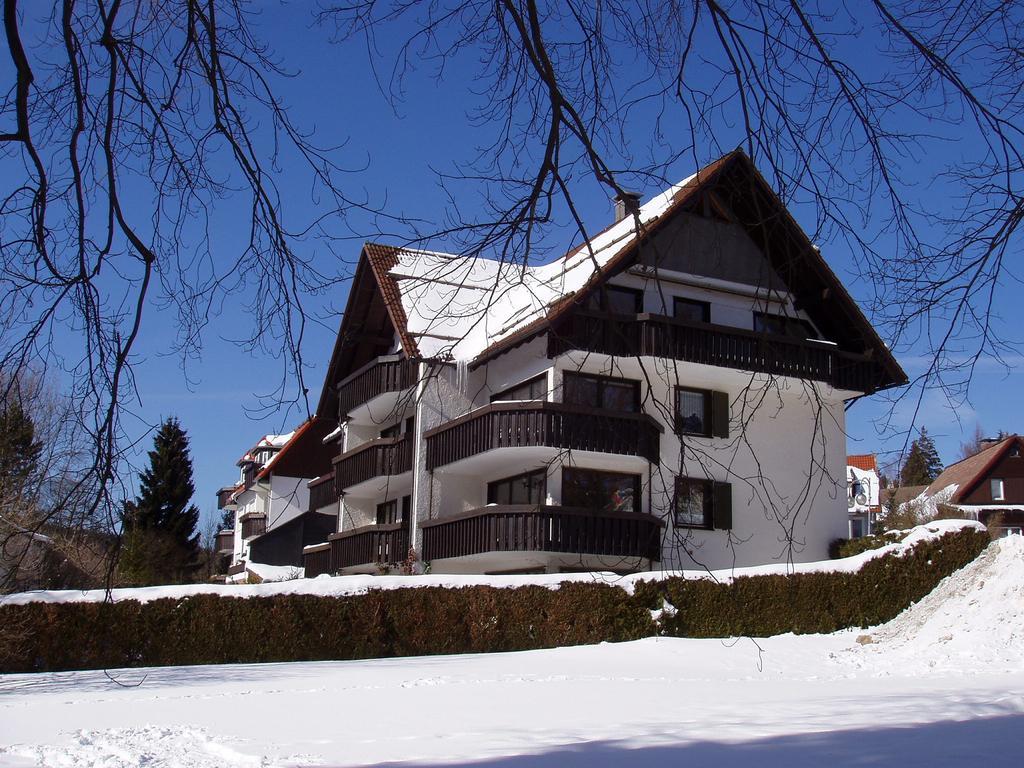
[904,435,1024,536]
[847,454,882,538]
[215,417,337,577]
[303,150,906,577]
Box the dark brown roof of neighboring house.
[922,435,1023,503]
[847,454,878,472]
[888,484,928,508]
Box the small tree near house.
[119,418,201,585]
[900,428,944,487]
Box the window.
[563,469,639,513]
[753,311,817,340]
[991,478,1005,501]
[674,478,732,529]
[380,416,414,439]
[583,285,643,314]
[675,478,712,528]
[376,495,411,525]
[674,297,710,324]
[491,374,548,403]
[675,387,729,438]
[488,470,547,506]
[563,372,640,412]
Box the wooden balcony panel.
[308,472,338,513]
[337,356,419,417]
[226,562,247,576]
[215,530,234,554]
[424,402,662,470]
[240,513,267,539]
[333,436,413,491]
[303,543,332,578]
[548,312,882,393]
[420,505,663,562]
[328,523,409,570]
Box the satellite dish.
[855,492,869,506]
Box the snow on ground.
[0,519,984,606]
[1,531,1021,767]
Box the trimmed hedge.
[0,527,989,673]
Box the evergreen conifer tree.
[900,428,944,487]
[120,418,201,585]
[0,398,43,497]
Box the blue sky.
[3,3,1021,531]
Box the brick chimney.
[614,190,642,223]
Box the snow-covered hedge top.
[0,520,985,606]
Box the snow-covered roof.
[386,175,695,361]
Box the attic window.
[583,285,643,315]
[753,311,818,340]
[991,478,1005,501]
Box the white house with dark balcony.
[302,151,906,577]
[216,418,337,578]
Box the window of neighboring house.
[674,297,711,324]
[491,374,548,402]
[674,477,732,529]
[675,387,730,438]
[753,311,818,340]
[582,285,643,314]
[991,478,1005,501]
[563,372,640,412]
[487,469,547,506]
[563,469,640,514]
[376,495,411,525]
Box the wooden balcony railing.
[240,513,267,539]
[328,523,409,570]
[303,543,332,577]
[424,402,662,471]
[548,311,884,393]
[308,471,339,513]
[421,505,663,562]
[215,529,234,554]
[216,487,238,509]
[334,436,413,491]
[337,355,419,418]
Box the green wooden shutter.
[713,481,732,529]
[711,391,730,438]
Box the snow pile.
[225,562,304,585]
[0,520,984,606]
[848,534,1024,674]
[900,483,959,522]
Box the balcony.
[215,529,234,554]
[216,486,238,510]
[239,513,267,539]
[333,436,413,497]
[548,311,884,393]
[424,402,662,472]
[420,505,663,571]
[308,471,339,513]
[327,523,410,573]
[303,542,332,577]
[337,355,419,422]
